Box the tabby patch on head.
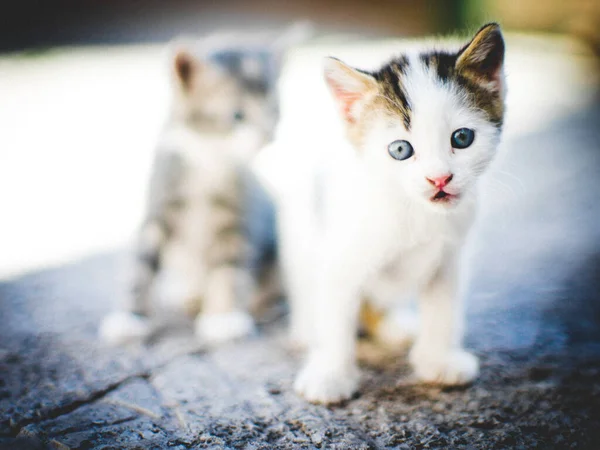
[169,40,282,138]
[323,23,506,211]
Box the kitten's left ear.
[456,23,505,93]
[324,57,378,124]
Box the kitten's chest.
[359,198,468,303]
[363,239,445,304]
[170,153,240,242]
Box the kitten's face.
[361,67,501,211]
[171,47,278,140]
[325,24,506,212]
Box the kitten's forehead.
[367,55,412,129]
[403,51,466,121]
[371,46,503,130]
[208,48,275,94]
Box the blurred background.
[0,0,598,280]
[1,0,599,53]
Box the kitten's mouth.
[430,189,459,203]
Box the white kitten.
[265,24,506,403]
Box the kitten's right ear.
[173,49,201,92]
[323,57,377,124]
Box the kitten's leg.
[248,260,283,322]
[194,265,256,344]
[99,222,162,345]
[409,257,479,385]
[294,264,362,404]
[277,207,316,348]
[194,180,257,344]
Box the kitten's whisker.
[487,178,518,199]
[491,169,526,193]
[487,169,524,198]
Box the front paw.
[294,355,360,404]
[99,311,151,345]
[195,310,256,345]
[409,347,479,385]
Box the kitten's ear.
[324,57,377,124]
[173,49,203,92]
[456,23,505,93]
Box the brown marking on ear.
[455,23,506,127]
[456,23,505,93]
[174,50,197,91]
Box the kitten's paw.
[195,310,256,345]
[409,347,479,386]
[294,355,360,404]
[99,311,151,345]
[373,309,419,348]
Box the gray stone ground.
[1,59,600,449]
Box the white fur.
[195,310,256,344]
[372,305,419,347]
[264,48,503,403]
[99,311,151,345]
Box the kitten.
[99,31,295,346]
[272,23,506,403]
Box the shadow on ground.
[1,104,600,449]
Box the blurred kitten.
[100,26,310,345]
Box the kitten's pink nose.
[426,173,454,189]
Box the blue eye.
[451,128,475,149]
[388,140,414,161]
